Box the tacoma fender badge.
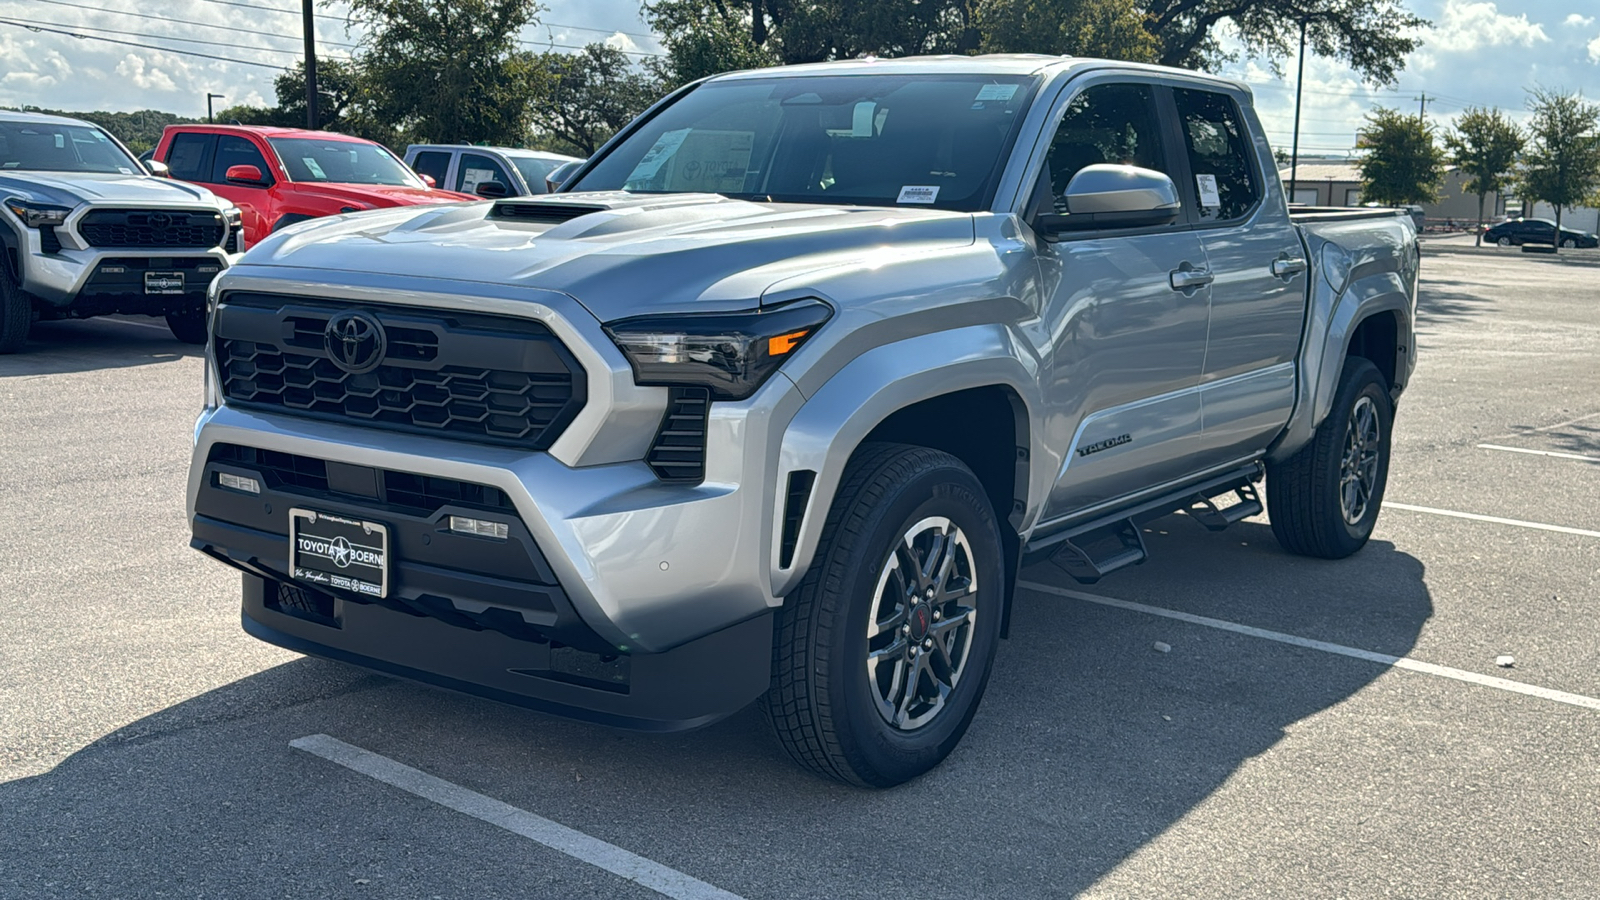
[1077,434,1133,457]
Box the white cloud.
[1590,32,1600,64]
[1565,14,1595,28]
[1424,0,1550,53]
[603,32,643,54]
[114,55,177,92]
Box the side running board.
[1049,518,1147,584]
[1185,482,1263,531]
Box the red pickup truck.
[152,125,473,245]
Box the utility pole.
[1415,93,1429,121]
[206,93,225,124]
[303,0,318,130]
[1288,17,1307,206]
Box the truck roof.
[162,123,373,142]
[708,54,1252,98]
[406,144,579,161]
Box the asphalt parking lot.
[2,239,1597,899]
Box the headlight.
[4,198,71,228]
[224,207,242,227]
[604,299,833,401]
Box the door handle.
[1169,268,1214,291]
[1271,257,1308,278]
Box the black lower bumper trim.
[241,573,773,732]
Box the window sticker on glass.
[1196,173,1221,208]
[627,128,692,185]
[897,185,940,204]
[460,166,495,193]
[660,130,754,193]
[851,101,877,137]
[303,157,327,179]
[975,84,1019,102]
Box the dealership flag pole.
[303,0,318,130]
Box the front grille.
[209,443,516,517]
[215,294,586,450]
[79,208,226,249]
[646,387,710,483]
[224,225,243,253]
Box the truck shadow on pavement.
[0,318,199,378]
[0,516,1431,899]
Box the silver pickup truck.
[1,111,243,351]
[188,56,1418,786]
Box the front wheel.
[763,443,1005,787]
[1496,236,1512,246]
[1561,238,1576,249]
[0,257,32,354]
[165,305,208,344]
[1267,358,1394,559]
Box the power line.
[10,15,349,59]
[23,0,358,48]
[189,0,662,43]
[0,19,292,69]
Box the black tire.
[165,305,208,344]
[0,254,32,354]
[272,213,314,233]
[1561,238,1576,249]
[1267,358,1394,559]
[762,443,1005,787]
[1496,236,1512,247]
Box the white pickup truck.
[189,55,1418,786]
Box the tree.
[646,0,779,87]
[347,0,544,145]
[1355,107,1445,207]
[975,0,1159,61]
[1142,0,1426,85]
[1519,87,1600,252]
[1443,108,1524,247]
[530,44,662,156]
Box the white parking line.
[1018,581,1600,713]
[290,734,748,900]
[1477,443,1600,464]
[1383,502,1600,539]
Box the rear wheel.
[0,254,33,354]
[1267,358,1393,559]
[165,305,208,344]
[763,443,1004,787]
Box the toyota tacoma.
[188,56,1419,786]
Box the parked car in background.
[1483,218,1599,248]
[153,126,474,245]
[403,145,581,197]
[0,111,242,351]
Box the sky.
[1,0,1596,156]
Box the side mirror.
[474,180,510,199]
[1038,164,1181,234]
[225,164,266,186]
[145,159,170,178]
[418,173,437,188]
[545,161,582,194]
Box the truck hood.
[239,192,977,321]
[288,182,476,208]
[0,171,226,209]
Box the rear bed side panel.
[1270,215,1418,463]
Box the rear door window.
[1172,88,1261,223]
[165,133,215,182]
[456,154,513,195]
[210,136,274,186]
[411,150,451,187]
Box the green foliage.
[646,0,779,87]
[1144,0,1426,85]
[1518,88,1600,226]
[346,0,545,145]
[975,0,1159,61]
[2,107,199,155]
[1355,106,1445,206]
[1443,107,1524,243]
[530,44,664,156]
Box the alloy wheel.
[865,516,979,731]
[1339,396,1382,525]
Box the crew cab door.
[209,135,278,245]
[1172,87,1307,465]
[1027,80,1212,520]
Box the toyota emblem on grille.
[148,212,173,230]
[324,311,386,374]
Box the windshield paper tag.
[303,158,327,180]
[975,84,1018,102]
[1196,174,1221,208]
[897,185,940,204]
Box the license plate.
[288,508,389,598]
[144,271,185,294]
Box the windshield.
[0,121,142,174]
[571,73,1038,211]
[510,156,571,190]
[268,137,423,186]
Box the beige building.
[1278,161,1361,207]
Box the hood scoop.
[490,201,608,223]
